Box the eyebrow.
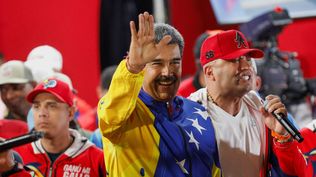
[151,58,181,62]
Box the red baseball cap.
[27,78,74,106]
[200,30,264,66]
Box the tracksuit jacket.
[6,129,105,177]
[98,59,221,177]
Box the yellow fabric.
[25,165,45,177]
[98,60,160,177]
[212,163,221,177]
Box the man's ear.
[68,106,76,121]
[203,65,215,81]
[255,76,262,91]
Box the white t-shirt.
[189,89,266,177]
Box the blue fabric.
[27,109,34,131]
[90,128,103,149]
[139,89,220,177]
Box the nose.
[3,88,16,100]
[161,64,171,76]
[239,58,251,71]
[35,106,49,118]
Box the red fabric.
[0,0,100,106]
[77,108,97,131]
[294,128,316,177]
[14,131,106,177]
[272,138,305,176]
[278,18,316,78]
[200,30,264,66]
[0,119,28,139]
[75,96,93,117]
[177,77,197,98]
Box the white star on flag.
[176,159,189,174]
[188,118,206,135]
[194,107,209,120]
[186,130,200,150]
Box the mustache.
[155,75,177,83]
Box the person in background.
[0,58,29,140]
[25,45,93,123]
[98,12,220,177]
[0,78,106,176]
[0,60,36,122]
[26,72,93,139]
[188,29,303,176]
[178,30,222,97]
[25,45,63,73]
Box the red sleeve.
[294,128,316,177]
[272,138,306,176]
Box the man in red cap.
[178,30,222,97]
[188,30,303,177]
[0,78,106,177]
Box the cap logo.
[205,51,214,59]
[235,32,248,48]
[43,79,57,89]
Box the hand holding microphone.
[262,95,303,143]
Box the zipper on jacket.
[48,166,53,177]
[166,101,172,119]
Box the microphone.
[263,100,304,143]
[0,131,44,152]
[247,90,303,143]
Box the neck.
[10,112,26,121]
[41,132,73,153]
[207,89,242,116]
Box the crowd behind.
[0,12,316,177]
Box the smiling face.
[0,83,34,120]
[143,44,182,102]
[206,55,255,97]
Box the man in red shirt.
[0,78,105,177]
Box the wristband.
[271,131,292,143]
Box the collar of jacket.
[139,88,183,121]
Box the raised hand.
[127,12,172,73]
[260,95,288,135]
